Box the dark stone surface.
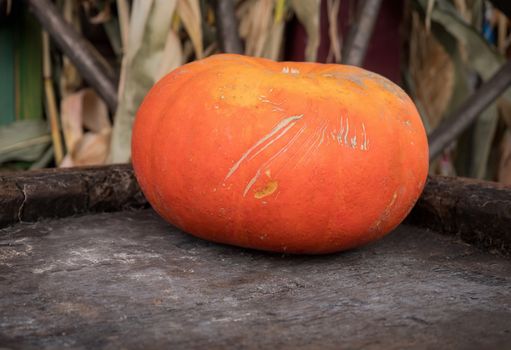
[1,209,510,349]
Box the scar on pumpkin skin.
[243,169,262,197]
[370,191,398,232]
[258,95,285,112]
[319,124,327,146]
[298,121,328,164]
[307,120,328,153]
[337,115,369,151]
[344,117,350,144]
[337,115,344,144]
[361,123,368,150]
[254,181,279,199]
[224,114,304,180]
[242,126,306,197]
[248,123,296,161]
[351,131,357,149]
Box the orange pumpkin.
[132,54,429,254]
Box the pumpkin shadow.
[167,222,375,266]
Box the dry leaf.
[290,0,321,61]
[262,20,285,60]
[82,89,111,133]
[452,0,470,22]
[177,0,203,59]
[498,130,511,185]
[425,0,435,32]
[89,2,112,24]
[409,11,454,129]
[327,0,341,63]
[60,89,112,167]
[238,0,272,57]
[156,29,184,80]
[499,98,511,128]
[61,92,85,154]
[110,0,181,163]
[59,1,82,98]
[67,130,111,167]
[238,0,283,59]
[117,0,130,52]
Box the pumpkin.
[132,54,429,254]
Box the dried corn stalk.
[110,0,183,163]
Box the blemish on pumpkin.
[243,169,262,197]
[344,117,350,145]
[259,95,285,112]
[337,115,344,144]
[281,67,300,75]
[248,121,299,161]
[350,134,357,148]
[225,114,304,180]
[297,126,325,165]
[319,125,327,146]
[361,122,368,150]
[335,117,369,152]
[254,180,278,199]
[370,191,398,232]
[322,71,367,89]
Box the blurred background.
[0,0,510,184]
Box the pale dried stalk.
[327,0,341,63]
[453,0,470,22]
[425,0,435,32]
[42,31,64,165]
[116,0,130,99]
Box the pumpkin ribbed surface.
[132,54,429,254]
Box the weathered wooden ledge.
[0,165,147,228]
[1,165,510,254]
[408,176,511,255]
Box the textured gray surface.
[0,209,510,349]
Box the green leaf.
[0,120,51,164]
[0,18,15,125]
[15,5,43,121]
[30,146,54,170]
